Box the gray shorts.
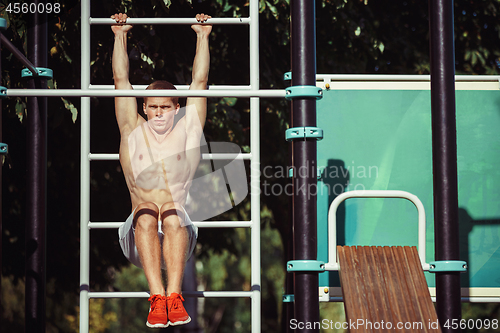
[118,206,198,269]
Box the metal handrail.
[324,190,430,271]
[6,89,285,98]
[90,17,250,25]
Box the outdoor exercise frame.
[0,0,271,331]
[78,1,264,332]
[0,0,466,332]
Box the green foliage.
[102,265,152,332]
[455,0,500,74]
[319,303,347,333]
[462,303,500,333]
[1,275,25,331]
[64,299,118,333]
[193,220,285,333]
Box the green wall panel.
[316,89,500,289]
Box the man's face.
[144,97,180,134]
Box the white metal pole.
[249,0,261,331]
[89,84,252,90]
[89,17,251,25]
[88,221,254,229]
[5,89,285,98]
[79,0,91,332]
[88,153,252,161]
[316,74,500,82]
[88,291,254,298]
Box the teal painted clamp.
[429,260,467,273]
[0,86,7,98]
[285,126,323,142]
[0,18,6,30]
[282,294,294,303]
[287,260,325,272]
[0,143,8,155]
[285,85,323,100]
[284,72,292,81]
[21,67,53,79]
[288,167,323,180]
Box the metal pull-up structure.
[1,0,320,332]
[1,0,465,331]
[77,1,264,332]
[1,0,313,331]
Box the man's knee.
[134,202,159,230]
[160,202,185,230]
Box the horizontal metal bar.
[6,89,285,98]
[430,297,500,303]
[325,297,500,303]
[89,84,252,90]
[317,74,500,82]
[89,153,252,161]
[202,153,252,160]
[88,291,253,298]
[89,17,250,25]
[325,297,344,302]
[88,221,252,229]
[88,153,119,161]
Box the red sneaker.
[146,294,168,328]
[167,293,191,326]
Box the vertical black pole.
[291,0,319,331]
[428,0,461,330]
[285,141,295,332]
[25,6,47,333]
[0,27,3,309]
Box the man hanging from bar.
[111,12,211,328]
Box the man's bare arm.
[111,13,140,134]
[184,14,212,195]
[186,14,212,131]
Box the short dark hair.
[144,80,178,105]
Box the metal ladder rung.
[6,89,285,98]
[89,17,251,25]
[89,291,253,298]
[202,153,252,160]
[88,221,253,229]
[88,153,252,161]
[89,84,253,90]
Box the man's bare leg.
[134,202,165,296]
[160,202,190,295]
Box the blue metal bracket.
[0,143,8,155]
[288,167,323,180]
[0,18,6,30]
[285,126,323,142]
[284,72,292,81]
[429,260,467,273]
[287,260,325,272]
[282,294,294,303]
[0,86,7,98]
[21,67,53,79]
[317,167,324,180]
[285,85,323,100]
